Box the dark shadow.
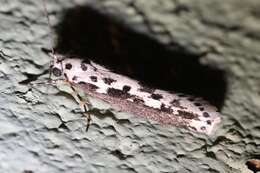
[51,5,227,109]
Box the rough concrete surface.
[0,0,259,173]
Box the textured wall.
[0,0,259,173]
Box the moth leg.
[81,102,91,132]
[62,73,92,131]
[68,83,92,131]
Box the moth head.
[49,53,64,78]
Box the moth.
[48,53,221,135]
[41,1,221,135]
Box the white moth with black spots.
[50,54,221,135]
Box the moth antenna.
[29,79,62,86]
[42,0,55,54]
[41,0,56,80]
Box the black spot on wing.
[133,97,145,104]
[177,110,198,119]
[107,88,131,99]
[52,67,62,77]
[103,77,116,85]
[200,126,206,131]
[78,81,86,85]
[150,93,163,100]
[78,81,99,91]
[90,76,97,82]
[72,76,78,81]
[206,120,211,125]
[81,61,88,71]
[88,83,99,91]
[170,99,186,109]
[65,63,72,70]
[122,85,131,93]
[194,102,202,107]
[199,107,204,111]
[160,103,173,114]
[203,112,210,117]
